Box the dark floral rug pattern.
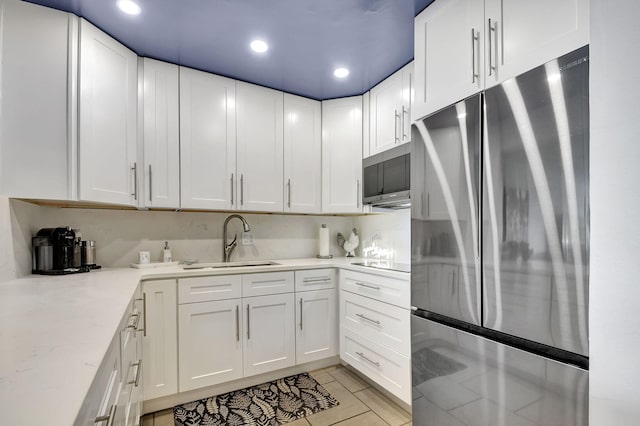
[174,372,339,426]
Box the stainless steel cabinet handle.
[142,292,147,337]
[230,173,234,206]
[356,313,381,325]
[240,174,244,206]
[95,404,116,425]
[128,360,142,386]
[303,277,332,283]
[355,281,380,291]
[488,19,497,76]
[126,313,140,330]
[471,28,479,83]
[394,109,400,143]
[356,351,380,367]
[235,305,239,342]
[287,179,291,208]
[131,163,137,199]
[299,298,303,330]
[402,106,408,140]
[148,165,152,202]
[427,192,430,217]
[246,304,250,340]
[356,180,360,208]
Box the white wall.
[589,0,640,423]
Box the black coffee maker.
[32,227,90,275]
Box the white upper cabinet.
[179,67,236,210]
[483,0,589,88]
[283,94,322,213]
[140,58,180,209]
[414,0,484,121]
[322,96,363,214]
[78,19,138,206]
[236,82,284,212]
[414,0,588,119]
[368,62,413,156]
[0,0,77,200]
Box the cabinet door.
[484,0,589,88]
[178,299,243,392]
[0,0,77,200]
[236,82,284,212]
[141,58,180,208]
[243,293,296,376]
[79,19,138,206]
[413,0,484,120]
[321,96,363,213]
[142,279,178,400]
[284,94,322,213]
[296,289,338,364]
[180,67,236,210]
[369,71,404,156]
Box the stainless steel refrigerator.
[411,46,589,425]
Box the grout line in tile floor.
[142,365,411,426]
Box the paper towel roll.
[319,224,330,257]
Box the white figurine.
[343,228,359,257]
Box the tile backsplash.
[0,197,410,281]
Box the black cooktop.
[351,260,411,273]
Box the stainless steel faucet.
[223,214,251,262]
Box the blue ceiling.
[25,0,433,100]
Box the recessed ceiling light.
[250,40,269,53]
[117,0,141,15]
[334,68,349,78]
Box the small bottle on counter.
[163,241,172,263]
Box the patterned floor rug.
[174,372,339,426]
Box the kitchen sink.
[182,260,280,270]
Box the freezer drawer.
[411,315,588,426]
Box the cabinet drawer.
[340,327,411,404]
[295,268,336,291]
[340,291,410,357]
[242,271,294,297]
[340,270,410,308]
[179,275,242,303]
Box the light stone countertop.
[0,257,408,426]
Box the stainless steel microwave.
[363,143,410,209]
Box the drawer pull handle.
[95,404,116,425]
[303,277,332,283]
[356,351,380,368]
[126,313,140,330]
[355,282,380,291]
[128,360,142,387]
[356,313,381,325]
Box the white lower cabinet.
[77,289,144,426]
[296,288,338,364]
[179,298,243,391]
[142,279,178,401]
[339,270,411,405]
[243,293,296,376]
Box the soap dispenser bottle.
[163,241,172,263]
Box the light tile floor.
[142,365,412,426]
